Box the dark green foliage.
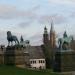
[41,45,53,69]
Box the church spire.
[51,22,53,29]
[50,20,54,32]
[44,26,48,34]
[50,21,56,48]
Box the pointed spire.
[44,26,48,34]
[50,20,54,33]
[44,26,47,30]
[50,19,56,48]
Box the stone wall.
[0,54,4,64]
[0,48,5,64]
[53,50,75,72]
[3,46,28,68]
[4,46,15,65]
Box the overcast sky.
[0,0,75,46]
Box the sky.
[0,0,75,46]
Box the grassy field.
[0,65,59,75]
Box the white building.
[24,46,46,69]
[30,59,46,69]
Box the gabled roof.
[26,46,45,59]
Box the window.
[39,60,45,63]
[33,61,34,64]
[39,60,42,63]
[34,61,36,63]
[30,61,32,64]
[30,60,36,64]
[43,60,45,63]
[39,60,40,63]
[41,60,42,63]
[33,61,36,64]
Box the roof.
[26,46,45,59]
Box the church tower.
[50,21,56,48]
[43,26,49,45]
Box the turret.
[43,26,49,45]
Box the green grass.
[0,65,59,75]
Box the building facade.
[0,23,75,71]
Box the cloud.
[49,0,75,4]
[70,12,75,18]
[0,5,18,19]
[0,30,7,45]
[28,32,43,46]
[38,14,66,24]
[17,20,33,28]
[0,4,67,25]
[0,5,39,19]
[31,5,40,11]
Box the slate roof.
[26,46,45,59]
